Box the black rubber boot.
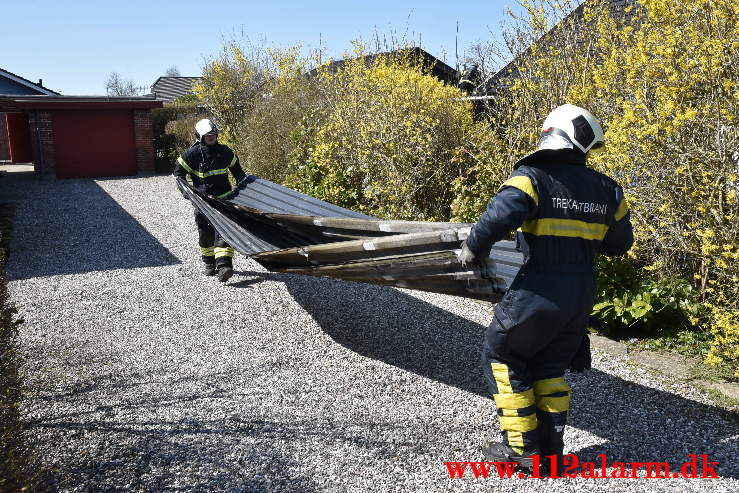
[203,265,216,276]
[536,410,566,477]
[480,442,538,471]
[217,266,233,283]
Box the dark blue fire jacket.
[466,151,634,272]
[173,142,247,198]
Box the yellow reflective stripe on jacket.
[614,198,629,221]
[228,155,238,168]
[177,156,197,176]
[500,175,539,206]
[520,218,609,241]
[176,156,230,179]
[196,168,229,179]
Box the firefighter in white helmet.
[173,119,247,282]
[459,104,634,473]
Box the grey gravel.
[3,174,738,493]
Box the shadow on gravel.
[27,373,322,492]
[243,270,739,480]
[33,419,322,492]
[0,177,180,280]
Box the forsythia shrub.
[285,48,477,220]
[198,1,737,374]
[585,0,738,375]
[242,46,320,183]
[195,41,270,148]
[459,0,738,375]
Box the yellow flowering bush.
[194,41,270,147]
[197,1,738,375]
[242,46,321,182]
[285,48,477,220]
[457,0,738,375]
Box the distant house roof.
[475,0,638,96]
[309,47,459,86]
[150,77,201,102]
[0,68,59,96]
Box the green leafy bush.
[593,256,708,337]
[151,102,200,173]
[459,0,738,375]
[284,48,476,220]
[195,1,738,375]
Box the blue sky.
[3,1,517,96]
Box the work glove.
[479,255,497,281]
[221,188,240,201]
[222,179,250,201]
[457,239,477,267]
[458,240,498,280]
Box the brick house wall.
[0,113,9,161]
[28,111,55,175]
[133,109,155,174]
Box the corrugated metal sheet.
[231,176,375,219]
[177,176,524,301]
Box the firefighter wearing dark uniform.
[458,104,634,470]
[173,119,248,283]
[458,63,481,94]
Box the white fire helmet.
[194,119,219,142]
[538,104,604,154]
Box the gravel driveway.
[3,173,738,492]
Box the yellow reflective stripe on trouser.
[615,198,629,221]
[214,247,234,258]
[493,388,535,410]
[491,363,513,393]
[200,246,215,257]
[537,395,570,413]
[533,377,570,395]
[216,189,233,198]
[533,377,571,413]
[491,363,537,452]
[500,175,539,206]
[499,414,538,432]
[520,218,609,240]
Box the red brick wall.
[133,109,155,174]
[28,111,55,174]
[0,113,9,161]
